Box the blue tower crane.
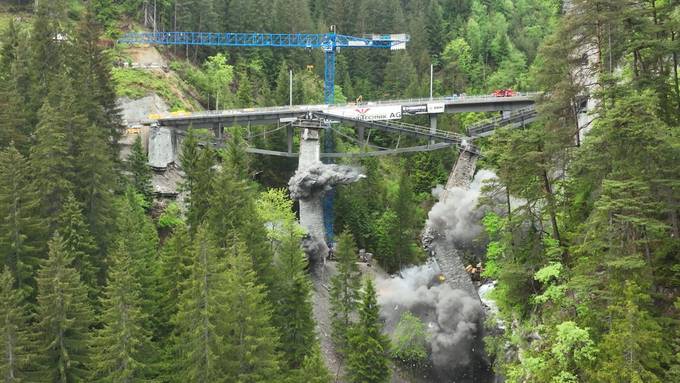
[118,30,409,104]
[119,30,409,242]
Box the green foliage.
[173,226,228,382]
[270,221,315,370]
[0,268,33,382]
[157,203,184,230]
[111,68,199,111]
[391,312,428,367]
[291,345,332,383]
[127,135,153,205]
[330,231,362,355]
[0,145,43,296]
[255,188,305,244]
[179,129,216,232]
[221,241,281,382]
[115,189,161,339]
[57,193,99,303]
[551,322,597,373]
[347,278,391,383]
[30,97,77,228]
[35,233,93,382]
[92,240,155,382]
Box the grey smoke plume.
[376,263,483,370]
[288,164,365,201]
[427,170,498,247]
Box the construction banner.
[427,103,445,113]
[325,105,402,121]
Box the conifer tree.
[72,4,124,156]
[156,225,191,341]
[273,62,291,106]
[425,0,446,62]
[330,231,362,355]
[0,268,34,382]
[92,240,155,383]
[222,240,281,382]
[347,278,391,383]
[173,225,228,383]
[287,345,332,383]
[156,225,191,382]
[179,130,215,232]
[115,190,161,338]
[0,145,44,296]
[75,122,117,255]
[271,223,316,369]
[0,77,29,152]
[30,99,75,229]
[206,165,274,287]
[35,233,93,382]
[29,0,68,115]
[127,135,153,205]
[392,168,420,272]
[56,193,99,303]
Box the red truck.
[492,89,515,97]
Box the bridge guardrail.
[467,106,538,138]
[150,92,543,122]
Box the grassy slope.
[112,66,202,112]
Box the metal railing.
[151,92,542,122]
[467,106,538,138]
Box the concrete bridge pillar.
[148,125,176,169]
[501,110,512,119]
[287,125,294,154]
[357,125,365,149]
[429,114,437,145]
[296,128,328,263]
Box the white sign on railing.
[325,105,402,121]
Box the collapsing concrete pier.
[288,121,365,266]
[423,148,480,298]
[290,128,328,264]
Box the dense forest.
[0,0,678,382]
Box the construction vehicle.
[492,89,515,97]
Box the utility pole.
[289,69,293,106]
[430,64,434,99]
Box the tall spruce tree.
[156,225,192,382]
[115,190,161,339]
[0,268,34,383]
[0,76,29,152]
[0,145,44,296]
[91,240,155,383]
[271,222,316,369]
[286,345,332,383]
[72,4,124,157]
[35,233,93,382]
[156,225,191,341]
[347,278,391,383]
[56,193,99,304]
[329,231,362,355]
[30,99,75,230]
[127,135,153,205]
[179,130,215,232]
[173,225,228,383]
[222,240,281,382]
[206,164,274,288]
[74,123,117,255]
[29,0,68,116]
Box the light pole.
[430,63,434,99]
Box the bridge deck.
[147,93,540,128]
